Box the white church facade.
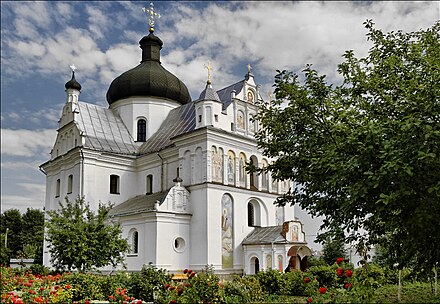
[40,22,312,275]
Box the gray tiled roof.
[216,80,244,110]
[139,102,195,153]
[76,102,138,154]
[108,191,168,216]
[242,226,288,245]
[196,83,221,102]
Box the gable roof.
[139,101,195,154]
[242,225,289,245]
[76,102,138,155]
[216,80,244,110]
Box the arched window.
[247,202,254,227]
[110,175,120,194]
[67,174,73,194]
[132,230,139,254]
[250,257,260,274]
[137,119,147,142]
[250,156,259,190]
[227,151,235,185]
[146,174,153,194]
[261,159,269,191]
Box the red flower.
[177,288,183,295]
[189,272,195,278]
[304,277,311,283]
[307,298,313,303]
[137,300,142,304]
[336,258,344,265]
[185,283,190,287]
[344,283,353,289]
[336,267,344,277]
[164,283,170,289]
[85,300,90,304]
[109,295,116,301]
[345,269,353,278]
[40,287,45,291]
[319,287,327,294]
[169,285,175,291]
[65,284,71,289]
[183,269,188,274]
[188,269,193,274]
[170,301,177,304]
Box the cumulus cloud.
[1,129,56,157]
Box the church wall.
[155,213,191,271]
[81,153,137,210]
[110,97,180,142]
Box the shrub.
[29,264,50,276]
[255,268,283,295]
[221,275,265,303]
[130,264,172,301]
[304,265,338,289]
[58,272,105,302]
[280,270,315,296]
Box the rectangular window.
[110,175,120,194]
[214,114,218,122]
[55,179,60,197]
[67,174,73,194]
[146,174,153,194]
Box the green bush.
[255,268,283,295]
[304,265,338,288]
[222,275,265,303]
[130,264,172,302]
[279,270,312,296]
[29,264,50,275]
[100,271,133,299]
[58,272,105,302]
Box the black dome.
[65,71,81,91]
[106,32,191,105]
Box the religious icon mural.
[211,146,223,183]
[227,151,235,185]
[237,110,245,130]
[278,255,283,272]
[249,115,255,133]
[239,153,246,187]
[276,206,285,226]
[261,159,269,190]
[222,194,234,268]
[266,254,272,269]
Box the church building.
[40,7,312,275]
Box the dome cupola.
[106,29,191,105]
[65,70,82,91]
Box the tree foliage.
[255,20,440,270]
[0,208,45,265]
[45,197,129,272]
[321,228,346,265]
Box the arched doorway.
[250,257,260,274]
[287,245,313,271]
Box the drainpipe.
[157,153,164,192]
[80,148,84,197]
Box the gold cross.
[204,61,213,84]
[142,2,161,33]
[247,63,252,73]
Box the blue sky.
[1,1,438,214]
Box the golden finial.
[247,63,252,74]
[204,60,213,85]
[142,2,161,33]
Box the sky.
[1,1,439,216]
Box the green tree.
[45,197,129,272]
[0,209,23,258]
[255,20,440,271]
[21,208,45,262]
[321,228,346,265]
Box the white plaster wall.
[110,97,180,141]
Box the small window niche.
[146,174,153,194]
[110,175,120,194]
[67,174,73,194]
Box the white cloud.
[1,129,56,157]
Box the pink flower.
[319,287,327,294]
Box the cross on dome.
[204,60,213,85]
[142,2,161,33]
[70,64,77,72]
[247,63,252,73]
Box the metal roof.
[108,191,168,216]
[139,102,195,154]
[76,102,138,155]
[242,225,289,245]
[216,80,244,110]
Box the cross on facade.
[204,61,213,84]
[142,2,161,32]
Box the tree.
[321,228,346,265]
[255,20,440,271]
[45,197,129,272]
[0,209,23,258]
